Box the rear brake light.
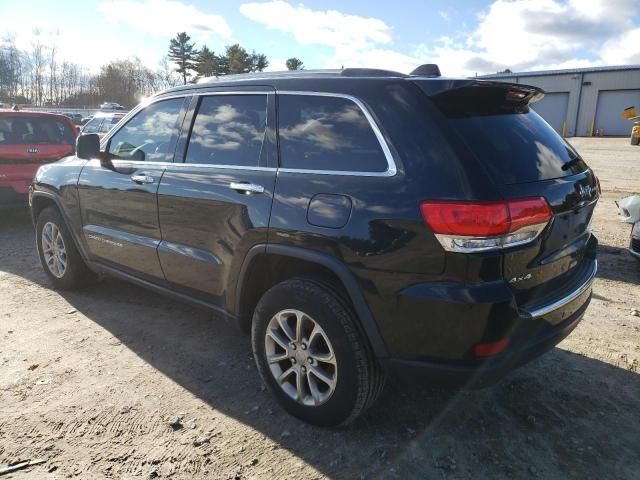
[420,197,551,253]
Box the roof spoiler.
[424,80,546,117]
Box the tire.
[251,277,385,426]
[631,136,639,146]
[36,206,96,289]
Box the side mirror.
[76,134,100,159]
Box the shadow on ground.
[2,211,639,479]
[597,244,640,284]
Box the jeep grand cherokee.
[29,65,599,426]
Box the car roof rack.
[198,67,409,83]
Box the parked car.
[29,66,599,425]
[80,112,126,138]
[617,195,640,260]
[67,113,84,125]
[99,102,126,110]
[1,111,77,208]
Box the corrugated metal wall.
[485,68,640,137]
[532,92,570,134]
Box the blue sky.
[1,0,639,76]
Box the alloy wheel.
[41,222,67,278]
[264,309,338,406]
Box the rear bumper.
[387,294,590,387]
[384,257,596,387]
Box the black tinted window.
[278,95,388,172]
[185,95,267,167]
[447,110,587,184]
[108,98,184,162]
[0,117,75,145]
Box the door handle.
[131,174,155,185]
[229,182,265,194]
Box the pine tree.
[168,32,198,84]
[195,46,220,79]
[286,58,304,70]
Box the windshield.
[0,116,75,145]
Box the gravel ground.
[0,137,639,479]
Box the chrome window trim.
[99,89,398,176]
[87,159,277,172]
[277,90,397,177]
[523,260,597,319]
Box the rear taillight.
[420,197,552,253]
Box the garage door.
[532,92,570,134]
[595,90,640,136]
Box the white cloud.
[417,0,640,76]
[240,1,392,51]
[439,10,450,21]
[600,28,640,64]
[0,24,142,73]
[97,0,232,39]
[240,0,423,73]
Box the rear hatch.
[418,80,598,312]
[0,114,75,193]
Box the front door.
[157,90,277,305]
[78,96,189,283]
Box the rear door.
[78,96,188,283]
[157,89,277,305]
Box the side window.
[278,94,388,173]
[185,95,267,167]
[107,98,184,162]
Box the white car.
[99,102,126,110]
[81,112,126,138]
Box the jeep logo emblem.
[577,184,594,201]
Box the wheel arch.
[233,244,389,360]
[31,190,91,265]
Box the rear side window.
[278,94,388,173]
[0,117,75,145]
[428,85,588,184]
[107,98,185,162]
[185,95,268,167]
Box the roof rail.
[410,64,441,77]
[340,68,408,78]
[198,69,342,83]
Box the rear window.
[430,86,588,184]
[0,116,75,145]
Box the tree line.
[0,30,304,108]
[168,32,303,84]
[0,34,182,108]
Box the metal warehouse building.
[481,65,640,137]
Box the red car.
[0,111,77,207]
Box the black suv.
[29,66,599,426]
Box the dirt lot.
[1,137,639,479]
